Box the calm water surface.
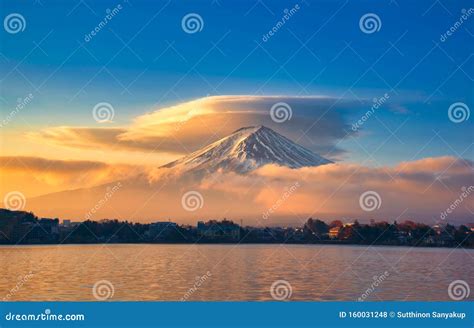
[0,244,473,301]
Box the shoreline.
[0,242,472,250]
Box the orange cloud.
[196,156,474,224]
[0,156,143,197]
[19,156,474,226]
[28,96,356,158]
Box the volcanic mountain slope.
[22,126,332,220]
[161,125,332,175]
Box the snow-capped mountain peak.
[160,125,332,175]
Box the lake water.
[0,244,472,301]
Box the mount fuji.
[160,125,332,175]
[24,126,332,221]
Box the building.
[40,218,59,234]
[197,220,240,241]
[24,218,59,243]
[59,220,80,230]
[466,223,474,232]
[284,227,304,241]
[146,222,178,241]
[432,224,442,235]
[0,209,37,243]
[253,227,284,242]
[328,227,340,239]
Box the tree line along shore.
[0,209,473,248]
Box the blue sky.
[0,0,473,166]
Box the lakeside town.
[0,208,473,248]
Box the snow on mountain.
[160,125,332,175]
[24,126,332,220]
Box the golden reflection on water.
[0,244,472,301]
